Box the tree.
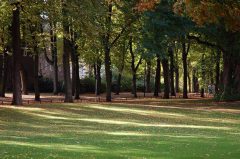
[129,35,143,98]
[11,2,23,105]
[154,55,161,97]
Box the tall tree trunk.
[30,26,40,101]
[192,69,199,93]
[115,50,125,95]
[182,42,188,99]
[104,47,112,101]
[129,36,142,98]
[34,49,40,101]
[154,55,161,97]
[0,50,8,97]
[95,59,101,96]
[201,54,206,96]
[74,53,80,99]
[162,58,170,99]
[132,72,137,98]
[51,27,58,95]
[222,51,233,95]
[215,49,221,93]
[146,60,151,93]
[43,23,58,95]
[11,4,22,105]
[235,61,240,93]
[103,3,113,102]
[63,38,73,103]
[20,66,28,95]
[71,45,76,96]
[115,73,122,95]
[188,72,191,93]
[169,47,175,96]
[175,51,179,93]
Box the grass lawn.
[0,101,240,158]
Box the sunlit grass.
[0,102,240,158]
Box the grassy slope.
[0,102,240,159]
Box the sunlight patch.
[78,118,232,130]
[84,105,186,117]
[0,140,104,153]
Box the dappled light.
[1,102,240,158]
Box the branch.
[135,56,143,71]
[187,35,225,52]
[110,18,136,48]
[186,41,191,55]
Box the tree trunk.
[71,45,76,96]
[222,52,233,95]
[192,69,199,93]
[169,47,175,96]
[34,50,40,101]
[132,72,137,98]
[74,53,80,99]
[129,36,142,98]
[63,38,73,103]
[0,50,8,97]
[104,47,112,102]
[235,61,240,93]
[154,55,161,97]
[182,42,188,99]
[188,72,191,93]
[51,28,59,95]
[20,66,28,95]
[146,60,151,93]
[162,58,169,99]
[115,49,125,95]
[175,51,179,93]
[201,54,206,95]
[11,5,22,105]
[215,49,221,93]
[95,59,101,96]
[115,73,122,95]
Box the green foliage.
[142,0,195,59]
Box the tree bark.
[162,58,169,99]
[192,69,199,93]
[71,44,76,96]
[182,42,188,99]
[169,47,175,96]
[115,49,125,95]
[154,55,161,97]
[34,50,40,101]
[51,27,59,95]
[20,66,28,95]
[74,53,80,99]
[188,72,191,93]
[63,38,73,103]
[104,47,112,101]
[132,72,137,98]
[215,49,221,93]
[116,73,122,95]
[11,4,22,105]
[95,59,101,96]
[175,51,179,93]
[129,36,142,98]
[0,50,8,97]
[30,25,40,101]
[146,60,151,93]
[103,3,113,102]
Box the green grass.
[0,102,240,159]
